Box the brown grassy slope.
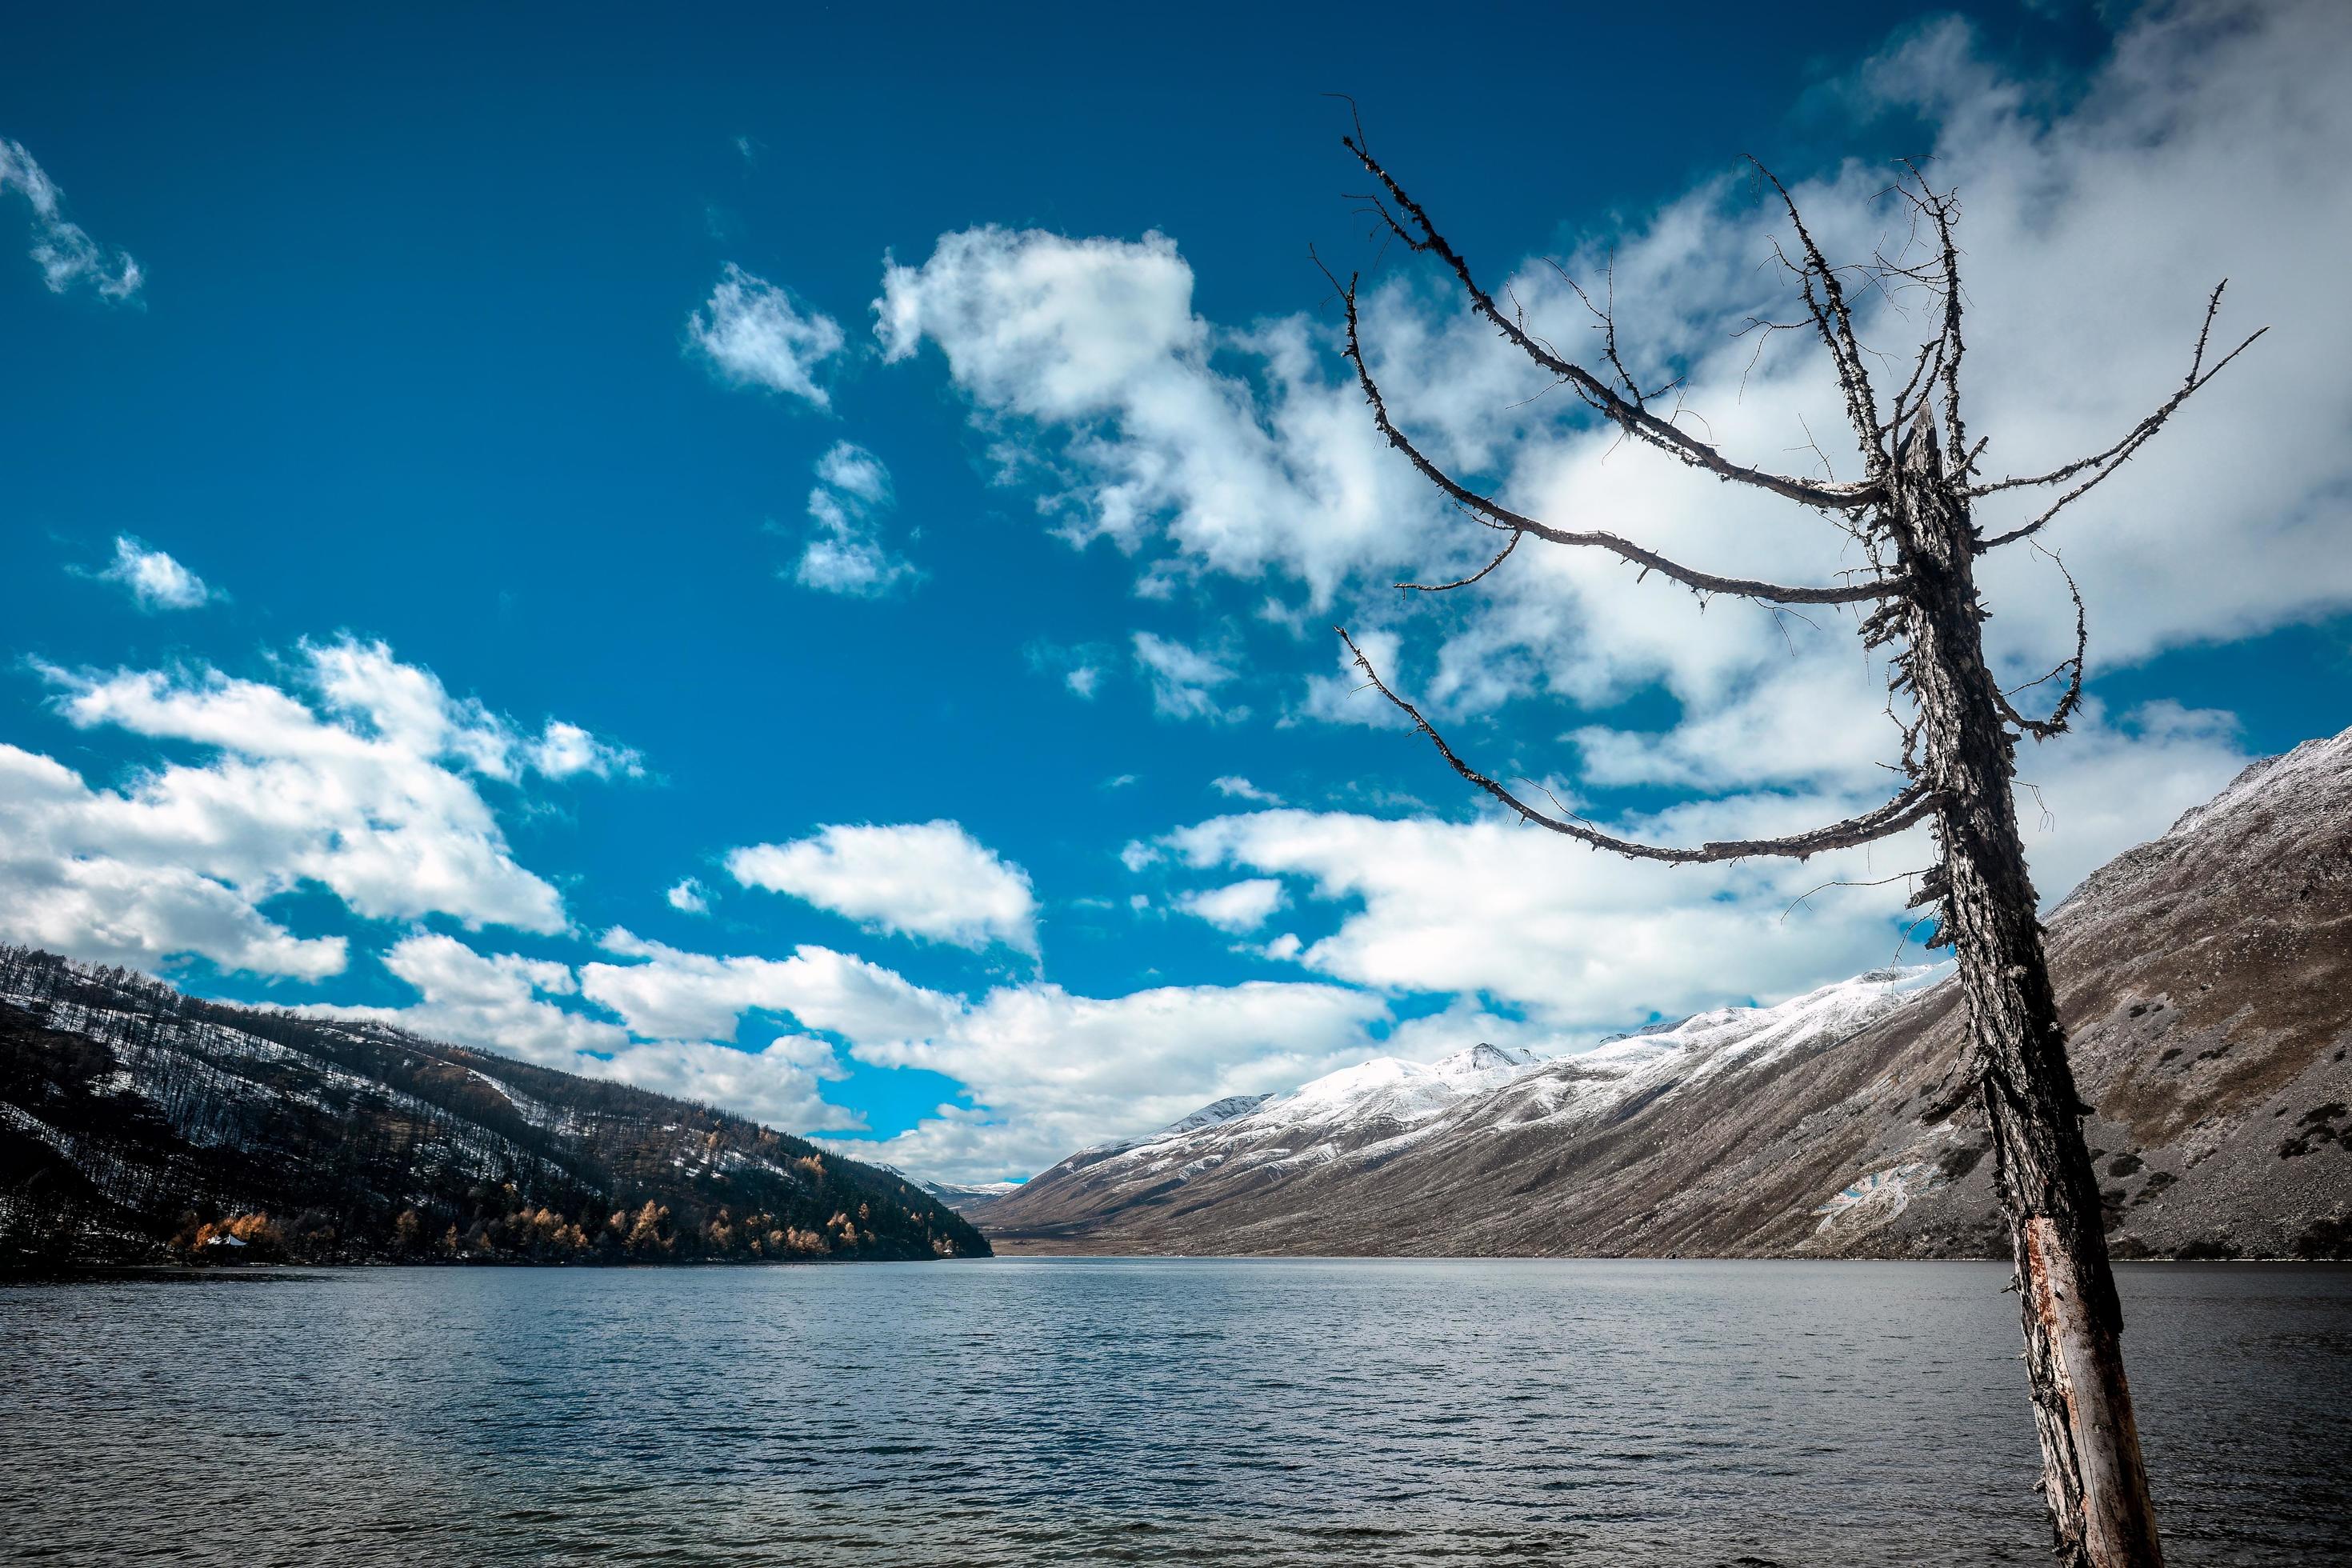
[983,730,2352,1259]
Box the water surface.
[6,1258,2347,1565]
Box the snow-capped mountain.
[893,1173,1024,1215]
[984,726,2352,1261]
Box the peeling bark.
[1328,138,2252,1563]
[1888,415,2162,1567]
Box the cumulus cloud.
[0,746,346,980]
[837,10,2341,1192]
[0,138,141,299]
[795,441,918,595]
[689,263,846,408]
[89,536,212,610]
[581,928,961,1044]
[526,719,642,780]
[0,639,633,977]
[1161,700,2247,1032]
[841,978,1394,1178]
[874,4,2352,810]
[1175,877,1287,933]
[666,878,710,914]
[874,226,1449,602]
[726,820,1038,952]
[303,932,852,1130]
[310,932,626,1060]
[287,925,1427,1176]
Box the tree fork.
[1889,410,2162,1567]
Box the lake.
[4,1258,2347,1565]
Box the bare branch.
[1398,526,1523,593]
[1344,136,1883,513]
[1749,158,1886,474]
[1974,281,2266,547]
[1781,869,1929,925]
[1338,628,1938,863]
[1993,546,2086,741]
[1336,279,1904,607]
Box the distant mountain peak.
[980,726,2352,1263]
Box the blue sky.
[4,1,2347,1179]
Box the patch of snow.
[1812,1160,1946,1233]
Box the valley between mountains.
[9,729,2348,1270]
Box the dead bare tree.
[1324,131,2262,1568]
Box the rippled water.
[5,1258,2348,1566]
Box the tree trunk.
[1890,413,2163,1566]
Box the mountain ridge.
[982,727,2352,1260]
[1,949,991,1270]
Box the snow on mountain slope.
[986,972,1939,1247]
[983,725,2352,1259]
[1253,1041,1546,1133]
[1158,1094,1275,1136]
[1464,968,1943,1135]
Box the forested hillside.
[0,946,989,1270]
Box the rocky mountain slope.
[0,948,990,1270]
[984,728,2352,1260]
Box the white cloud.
[874,4,2352,810]
[726,820,1038,952]
[874,226,1449,602]
[841,978,1393,1178]
[0,138,141,300]
[0,639,631,977]
[581,928,961,1045]
[688,263,845,408]
[666,878,710,914]
[1210,774,1282,805]
[1293,628,1414,731]
[526,719,642,780]
[90,536,211,610]
[595,1034,858,1131]
[295,927,1438,1170]
[302,932,851,1130]
[310,932,626,1060]
[1132,631,1245,722]
[0,745,346,980]
[1024,638,1112,699]
[795,441,918,596]
[1175,877,1287,933]
[1161,700,2246,1033]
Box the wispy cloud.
[0,138,142,300]
[1132,631,1246,722]
[795,442,918,596]
[1210,775,1282,805]
[688,263,844,407]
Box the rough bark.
[1888,413,2163,1567]
[1326,137,2256,1561]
